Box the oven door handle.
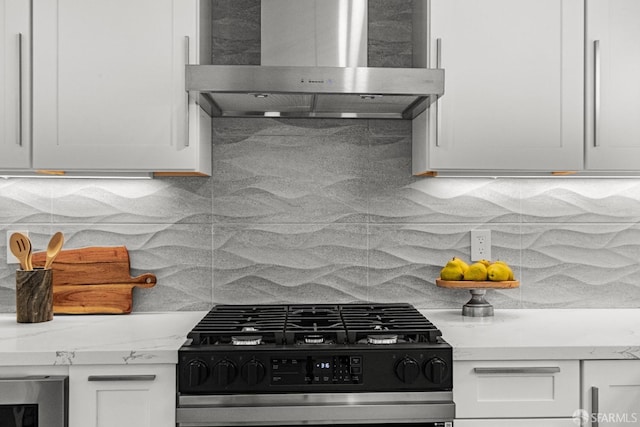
[177,401,455,426]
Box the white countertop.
[424,308,640,361]
[0,311,206,366]
[0,309,639,366]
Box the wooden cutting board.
[31,246,156,314]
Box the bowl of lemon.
[436,258,519,317]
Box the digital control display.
[271,355,362,386]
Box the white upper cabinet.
[32,0,211,174]
[585,0,640,171]
[413,0,584,174]
[0,0,30,169]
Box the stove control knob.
[241,359,266,385]
[186,359,209,387]
[424,357,449,385]
[212,359,237,387]
[395,356,420,383]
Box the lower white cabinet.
[69,364,175,427]
[454,360,580,421]
[582,360,640,426]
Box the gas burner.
[231,335,262,346]
[367,334,398,345]
[304,334,325,344]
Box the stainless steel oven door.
[177,391,454,427]
[0,376,68,427]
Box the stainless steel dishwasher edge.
[0,376,68,427]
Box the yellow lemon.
[487,263,511,281]
[492,260,515,280]
[463,262,488,281]
[440,264,464,281]
[449,257,470,274]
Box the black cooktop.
[187,303,443,347]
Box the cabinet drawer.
[454,360,579,418]
[69,364,175,427]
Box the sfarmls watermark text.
[573,409,638,425]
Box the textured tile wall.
[2,1,639,312]
[2,121,640,312]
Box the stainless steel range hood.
[187,0,444,120]
[187,65,443,119]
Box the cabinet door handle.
[593,40,601,148]
[473,367,561,375]
[591,386,599,427]
[434,38,442,147]
[17,33,23,147]
[88,375,156,382]
[184,35,191,147]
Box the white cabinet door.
[0,0,30,169]
[69,364,175,427]
[582,360,640,426]
[454,360,580,419]
[32,0,210,174]
[413,0,584,174]
[585,0,640,171]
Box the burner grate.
[285,305,347,344]
[341,303,443,344]
[187,303,442,346]
[188,305,287,345]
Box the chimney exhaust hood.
[187,0,444,120]
[187,65,443,119]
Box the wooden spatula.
[9,232,32,271]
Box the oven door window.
[0,405,38,427]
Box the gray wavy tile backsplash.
[2,0,640,312]
[2,117,640,312]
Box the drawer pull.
[88,375,156,382]
[473,367,561,375]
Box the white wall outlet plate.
[6,230,29,264]
[471,229,491,261]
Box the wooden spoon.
[9,232,32,271]
[44,232,65,269]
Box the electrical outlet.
[471,230,491,261]
[6,230,29,264]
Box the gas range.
[179,303,452,394]
[177,303,454,426]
